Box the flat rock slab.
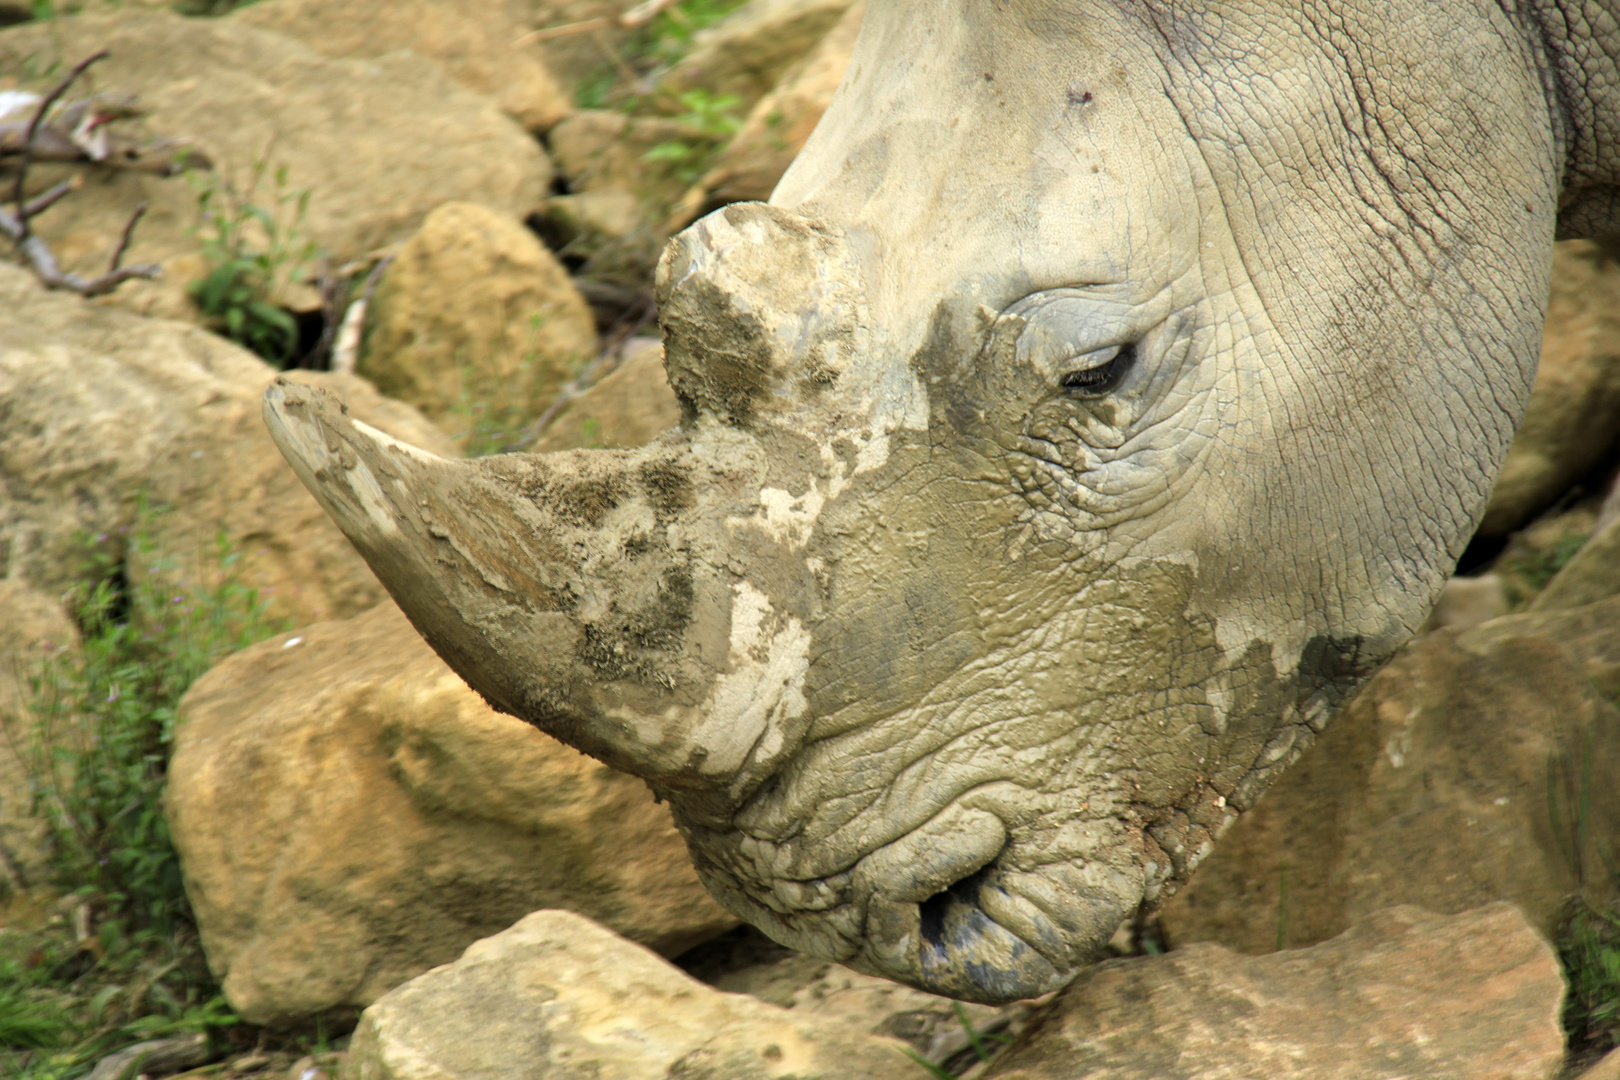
[985,904,1565,1080]
[349,909,925,1080]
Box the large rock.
[169,601,735,1027]
[1582,1049,1620,1080]
[658,0,857,113]
[235,0,571,132]
[0,579,81,898]
[0,262,456,628]
[361,202,599,449]
[984,904,1565,1080]
[0,10,551,321]
[1160,597,1620,953]
[696,1,862,208]
[348,909,922,1080]
[532,337,682,452]
[1480,240,1620,537]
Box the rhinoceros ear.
[261,378,588,729]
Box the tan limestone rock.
[361,202,599,449]
[0,579,81,897]
[659,0,857,114]
[1581,1050,1620,1080]
[533,338,682,452]
[0,10,551,322]
[698,1,862,207]
[1160,597,1620,953]
[1421,572,1508,632]
[234,0,572,133]
[1532,511,1620,610]
[168,602,736,1028]
[0,262,456,628]
[1481,240,1620,537]
[348,909,922,1080]
[985,904,1565,1080]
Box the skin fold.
[263,0,1620,1003]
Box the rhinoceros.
[262,0,1618,1004]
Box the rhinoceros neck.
[1518,0,1620,237]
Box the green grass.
[1560,900,1620,1060]
[0,511,287,1076]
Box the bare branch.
[107,201,148,273]
[22,176,81,219]
[0,204,160,296]
[10,49,108,242]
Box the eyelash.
[1058,343,1135,396]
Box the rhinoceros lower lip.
[909,865,1068,1002]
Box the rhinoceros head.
[265,0,1561,1002]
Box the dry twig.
[0,49,163,296]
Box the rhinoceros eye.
[1059,344,1134,396]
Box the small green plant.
[642,88,743,182]
[904,1003,1015,1079]
[1559,900,1620,1059]
[0,510,284,1075]
[188,158,316,367]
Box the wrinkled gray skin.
[264,0,1620,1004]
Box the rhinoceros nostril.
[918,864,995,951]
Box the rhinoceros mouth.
[913,865,1069,1002]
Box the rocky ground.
[1,1,1618,1078]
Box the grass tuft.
[0,507,287,1076]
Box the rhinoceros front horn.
[261,378,748,782]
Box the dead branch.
[8,49,109,233]
[329,254,393,375]
[2,49,162,296]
